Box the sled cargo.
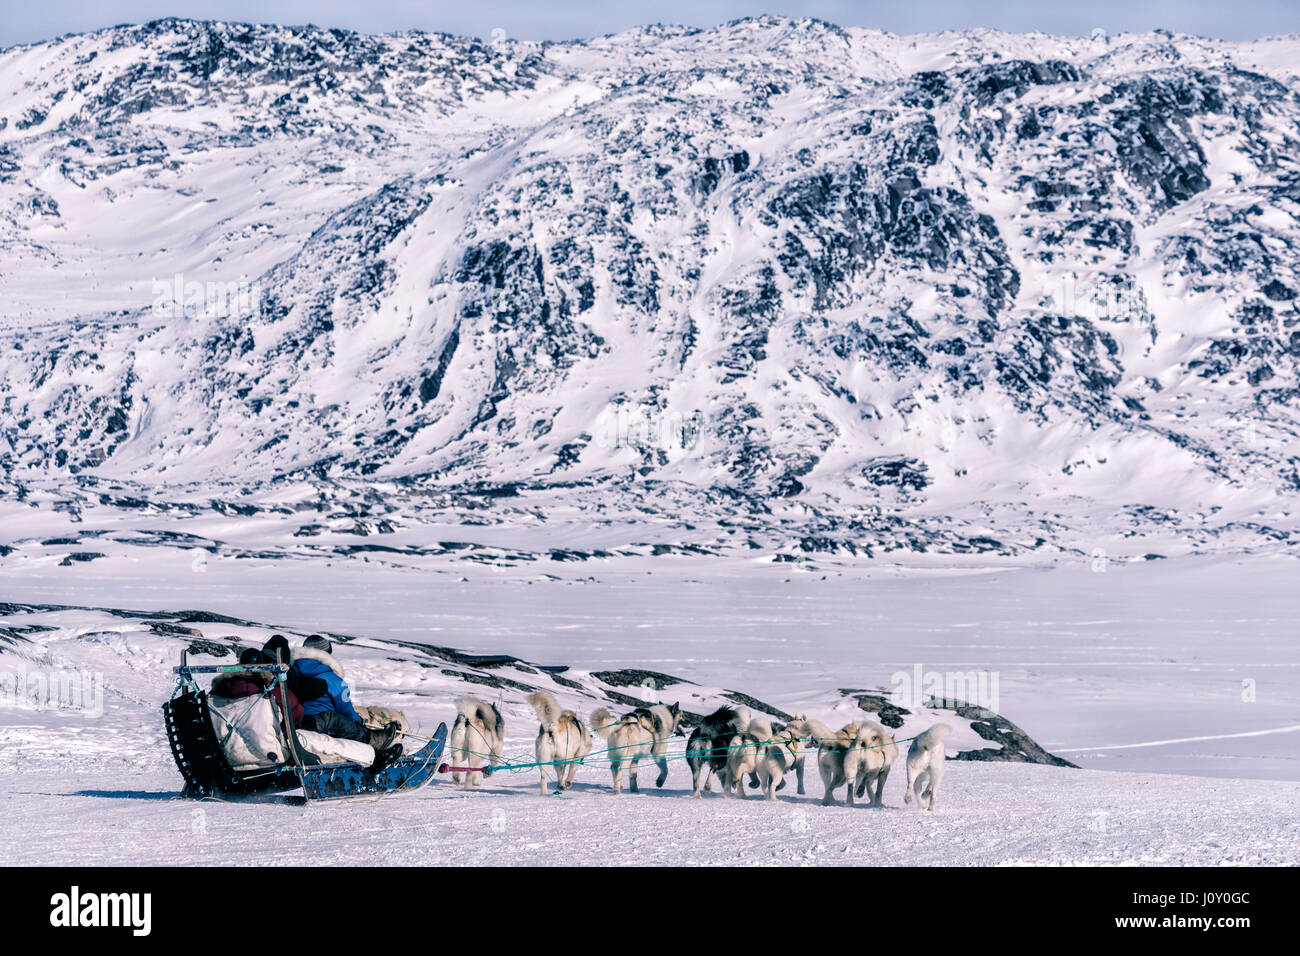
[163,651,446,801]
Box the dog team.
[447,692,952,809]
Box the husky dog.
[723,721,803,801]
[527,690,591,795]
[841,722,888,806]
[448,696,504,788]
[904,724,952,811]
[775,714,811,795]
[590,703,682,794]
[852,720,899,806]
[806,718,849,805]
[721,718,770,799]
[758,727,804,800]
[811,720,881,806]
[685,705,750,797]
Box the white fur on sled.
[296,730,376,766]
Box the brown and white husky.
[448,696,504,788]
[852,720,899,806]
[527,690,591,795]
[590,703,683,794]
[808,719,881,806]
[723,720,804,801]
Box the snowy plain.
[2,550,1298,866]
[5,762,1297,867]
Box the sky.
[0,0,1296,49]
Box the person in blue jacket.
[291,635,400,766]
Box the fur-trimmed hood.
[293,645,344,678]
[291,646,362,724]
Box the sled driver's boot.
[369,744,403,774]
[368,721,400,752]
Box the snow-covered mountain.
[2,17,1300,560]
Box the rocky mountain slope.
[2,18,1299,560]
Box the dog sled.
[163,650,446,801]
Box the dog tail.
[455,696,502,737]
[703,705,749,734]
[731,705,752,733]
[528,690,562,727]
[590,707,617,739]
[802,718,835,747]
[911,722,953,757]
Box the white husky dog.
[806,718,850,805]
[590,703,683,794]
[810,719,882,806]
[721,718,770,799]
[448,696,504,788]
[904,723,952,811]
[527,690,591,795]
[852,720,899,807]
[781,714,812,795]
[723,720,804,800]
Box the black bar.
[8,865,1278,942]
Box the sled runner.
[163,651,446,801]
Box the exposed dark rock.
[59,552,106,566]
[150,622,204,637]
[843,691,912,729]
[937,699,1078,767]
[722,690,792,721]
[185,639,232,657]
[592,669,687,690]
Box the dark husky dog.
[685,705,753,797]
